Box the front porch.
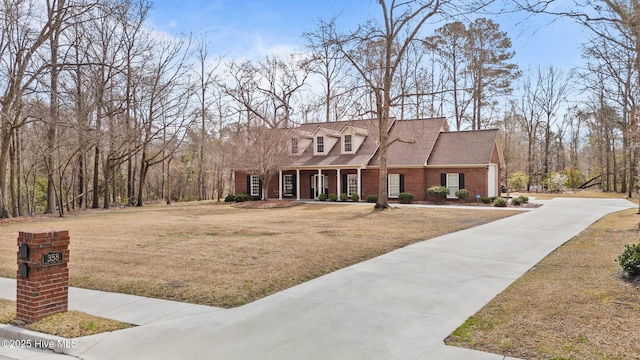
[277,168,364,200]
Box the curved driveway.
[1,198,635,360]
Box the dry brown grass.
[0,201,517,308]
[0,299,130,338]
[446,208,640,360]
[519,189,631,200]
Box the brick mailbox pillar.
[16,230,70,324]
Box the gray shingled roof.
[368,118,446,167]
[283,118,498,169]
[427,129,499,165]
[289,119,380,168]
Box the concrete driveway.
[0,197,635,360]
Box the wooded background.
[0,0,637,217]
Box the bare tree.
[233,125,290,200]
[135,35,193,206]
[304,18,360,123]
[516,71,543,189]
[535,65,571,181]
[193,37,221,200]
[0,0,73,217]
[322,0,487,208]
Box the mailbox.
[18,263,28,278]
[16,230,70,323]
[19,243,28,259]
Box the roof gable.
[427,129,501,166]
[368,118,447,167]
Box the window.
[388,174,400,198]
[284,175,294,196]
[344,134,352,152]
[446,173,459,198]
[250,175,261,197]
[311,174,328,198]
[347,174,358,196]
[291,138,299,154]
[316,136,324,153]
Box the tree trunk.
[103,157,111,209]
[92,145,100,209]
[0,126,14,218]
[9,134,17,217]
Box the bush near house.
[234,193,249,202]
[367,194,377,203]
[428,186,449,200]
[318,193,328,201]
[493,197,507,207]
[340,193,348,201]
[329,193,338,202]
[455,189,470,201]
[351,193,360,202]
[224,194,235,203]
[398,192,414,204]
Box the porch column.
[336,169,341,196]
[278,170,283,200]
[357,168,362,199]
[296,169,300,201]
[317,169,323,197]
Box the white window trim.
[446,173,459,198]
[250,175,261,197]
[347,174,358,196]
[343,134,353,154]
[283,175,294,196]
[388,174,400,198]
[315,136,325,154]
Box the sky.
[146,0,589,78]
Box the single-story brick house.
[233,117,504,201]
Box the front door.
[311,174,328,199]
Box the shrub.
[351,193,360,202]
[508,171,529,192]
[318,193,328,201]
[224,194,235,203]
[398,192,414,204]
[517,195,529,203]
[234,193,249,202]
[480,196,492,204]
[428,185,449,200]
[564,168,585,189]
[546,172,569,192]
[340,193,348,201]
[328,193,338,201]
[455,189,470,201]
[617,243,640,277]
[493,197,507,207]
[366,194,377,203]
[511,197,523,206]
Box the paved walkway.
[0,198,635,360]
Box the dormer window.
[344,134,352,152]
[291,138,299,154]
[316,136,325,153]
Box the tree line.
[1,0,638,217]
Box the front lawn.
[0,201,517,308]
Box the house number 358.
[43,251,63,266]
